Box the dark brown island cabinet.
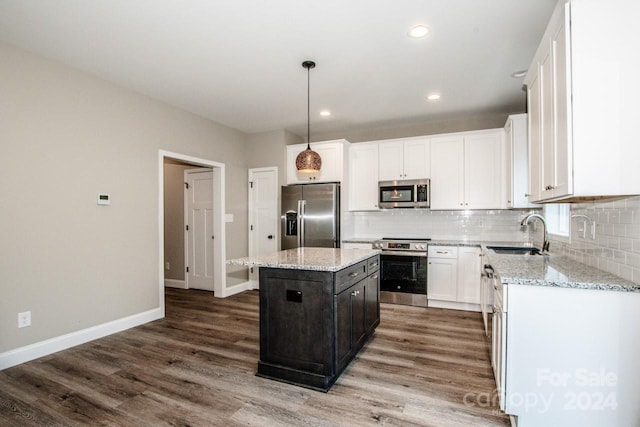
[257,254,380,392]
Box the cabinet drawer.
[366,255,380,274]
[428,246,458,258]
[335,261,367,294]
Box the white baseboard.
[218,281,257,298]
[427,300,481,312]
[164,279,187,289]
[0,307,163,370]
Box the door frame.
[248,166,279,288]
[184,168,215,290]
[159,150,226,315]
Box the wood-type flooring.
[0,288,509,426]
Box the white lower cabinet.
[427,245,481,310]
[501,284,640,426]
[427,246,458,302]
[456,246,482,303]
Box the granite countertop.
[484,249,640,293]
[227,247,380,272]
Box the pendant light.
[295,60,322,173]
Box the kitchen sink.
[486,246,543,255]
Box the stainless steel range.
[372,237,430,307]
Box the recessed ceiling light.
[426,93,441,101]
[408,25,430,39]
[511,70,527,78]
[320,110,331,117]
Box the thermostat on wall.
[97,194,111,205]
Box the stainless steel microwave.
[378,179,430,208]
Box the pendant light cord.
[306,63,311,149]
[302,60,315,149]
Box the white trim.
[159,150,226,299]
[0,308,162,370]
[164,279,187,289]
[427,299,481,312]
[223,281,258,297]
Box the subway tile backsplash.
[348,195,640,285]
[550,195,640,285]
[349,209,535,242]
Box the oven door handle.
[381,251,427,257]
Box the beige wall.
[0,42,249,353]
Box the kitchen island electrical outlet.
[165,262,170,270]
[18,311,31,328]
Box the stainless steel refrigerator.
[281,183,340,249]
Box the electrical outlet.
[165,262,170,270]
[18,311,31,328]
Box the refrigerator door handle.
[298,199,306,247]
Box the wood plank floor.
[1,289,509,426]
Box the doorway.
[159,150,226,314]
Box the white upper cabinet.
[348,142,379,211]
[430,130,504,210]
[378,137,430,181]
[504,114,536,208]
[430,135,464,210]
[525,0,640,202]
[465,131,505,209]
[286,140,348,184]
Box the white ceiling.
[0,0,557,137]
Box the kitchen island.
[228,247,380,392]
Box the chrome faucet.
[520,213,550,252]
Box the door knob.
[267,235,274,239]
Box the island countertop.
[227,247,380,272]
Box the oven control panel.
[373,241,428,251]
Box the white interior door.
[248,167,278,287]
[185,169,214,291]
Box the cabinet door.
[335,288,353,372]
[364,271,380,333]
[527,71,543,202]
[457,247,481,304]
[427,257,457,302]
[403,138,430,180]
[464,132,504,209]
[378,140,404,181]
[508,114,536,208]
[504,120,513,208]
[540,48,555,201]
[430,135,464,210]
[335,281,367,373]
[550,11,572,199]
[348,143,379,211]
[351,281,367,350]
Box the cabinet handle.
[524,193,530,197]
[371,274,378,280]
[369,262,378,267]
[351,290,360,296]
[349,272,360,278]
